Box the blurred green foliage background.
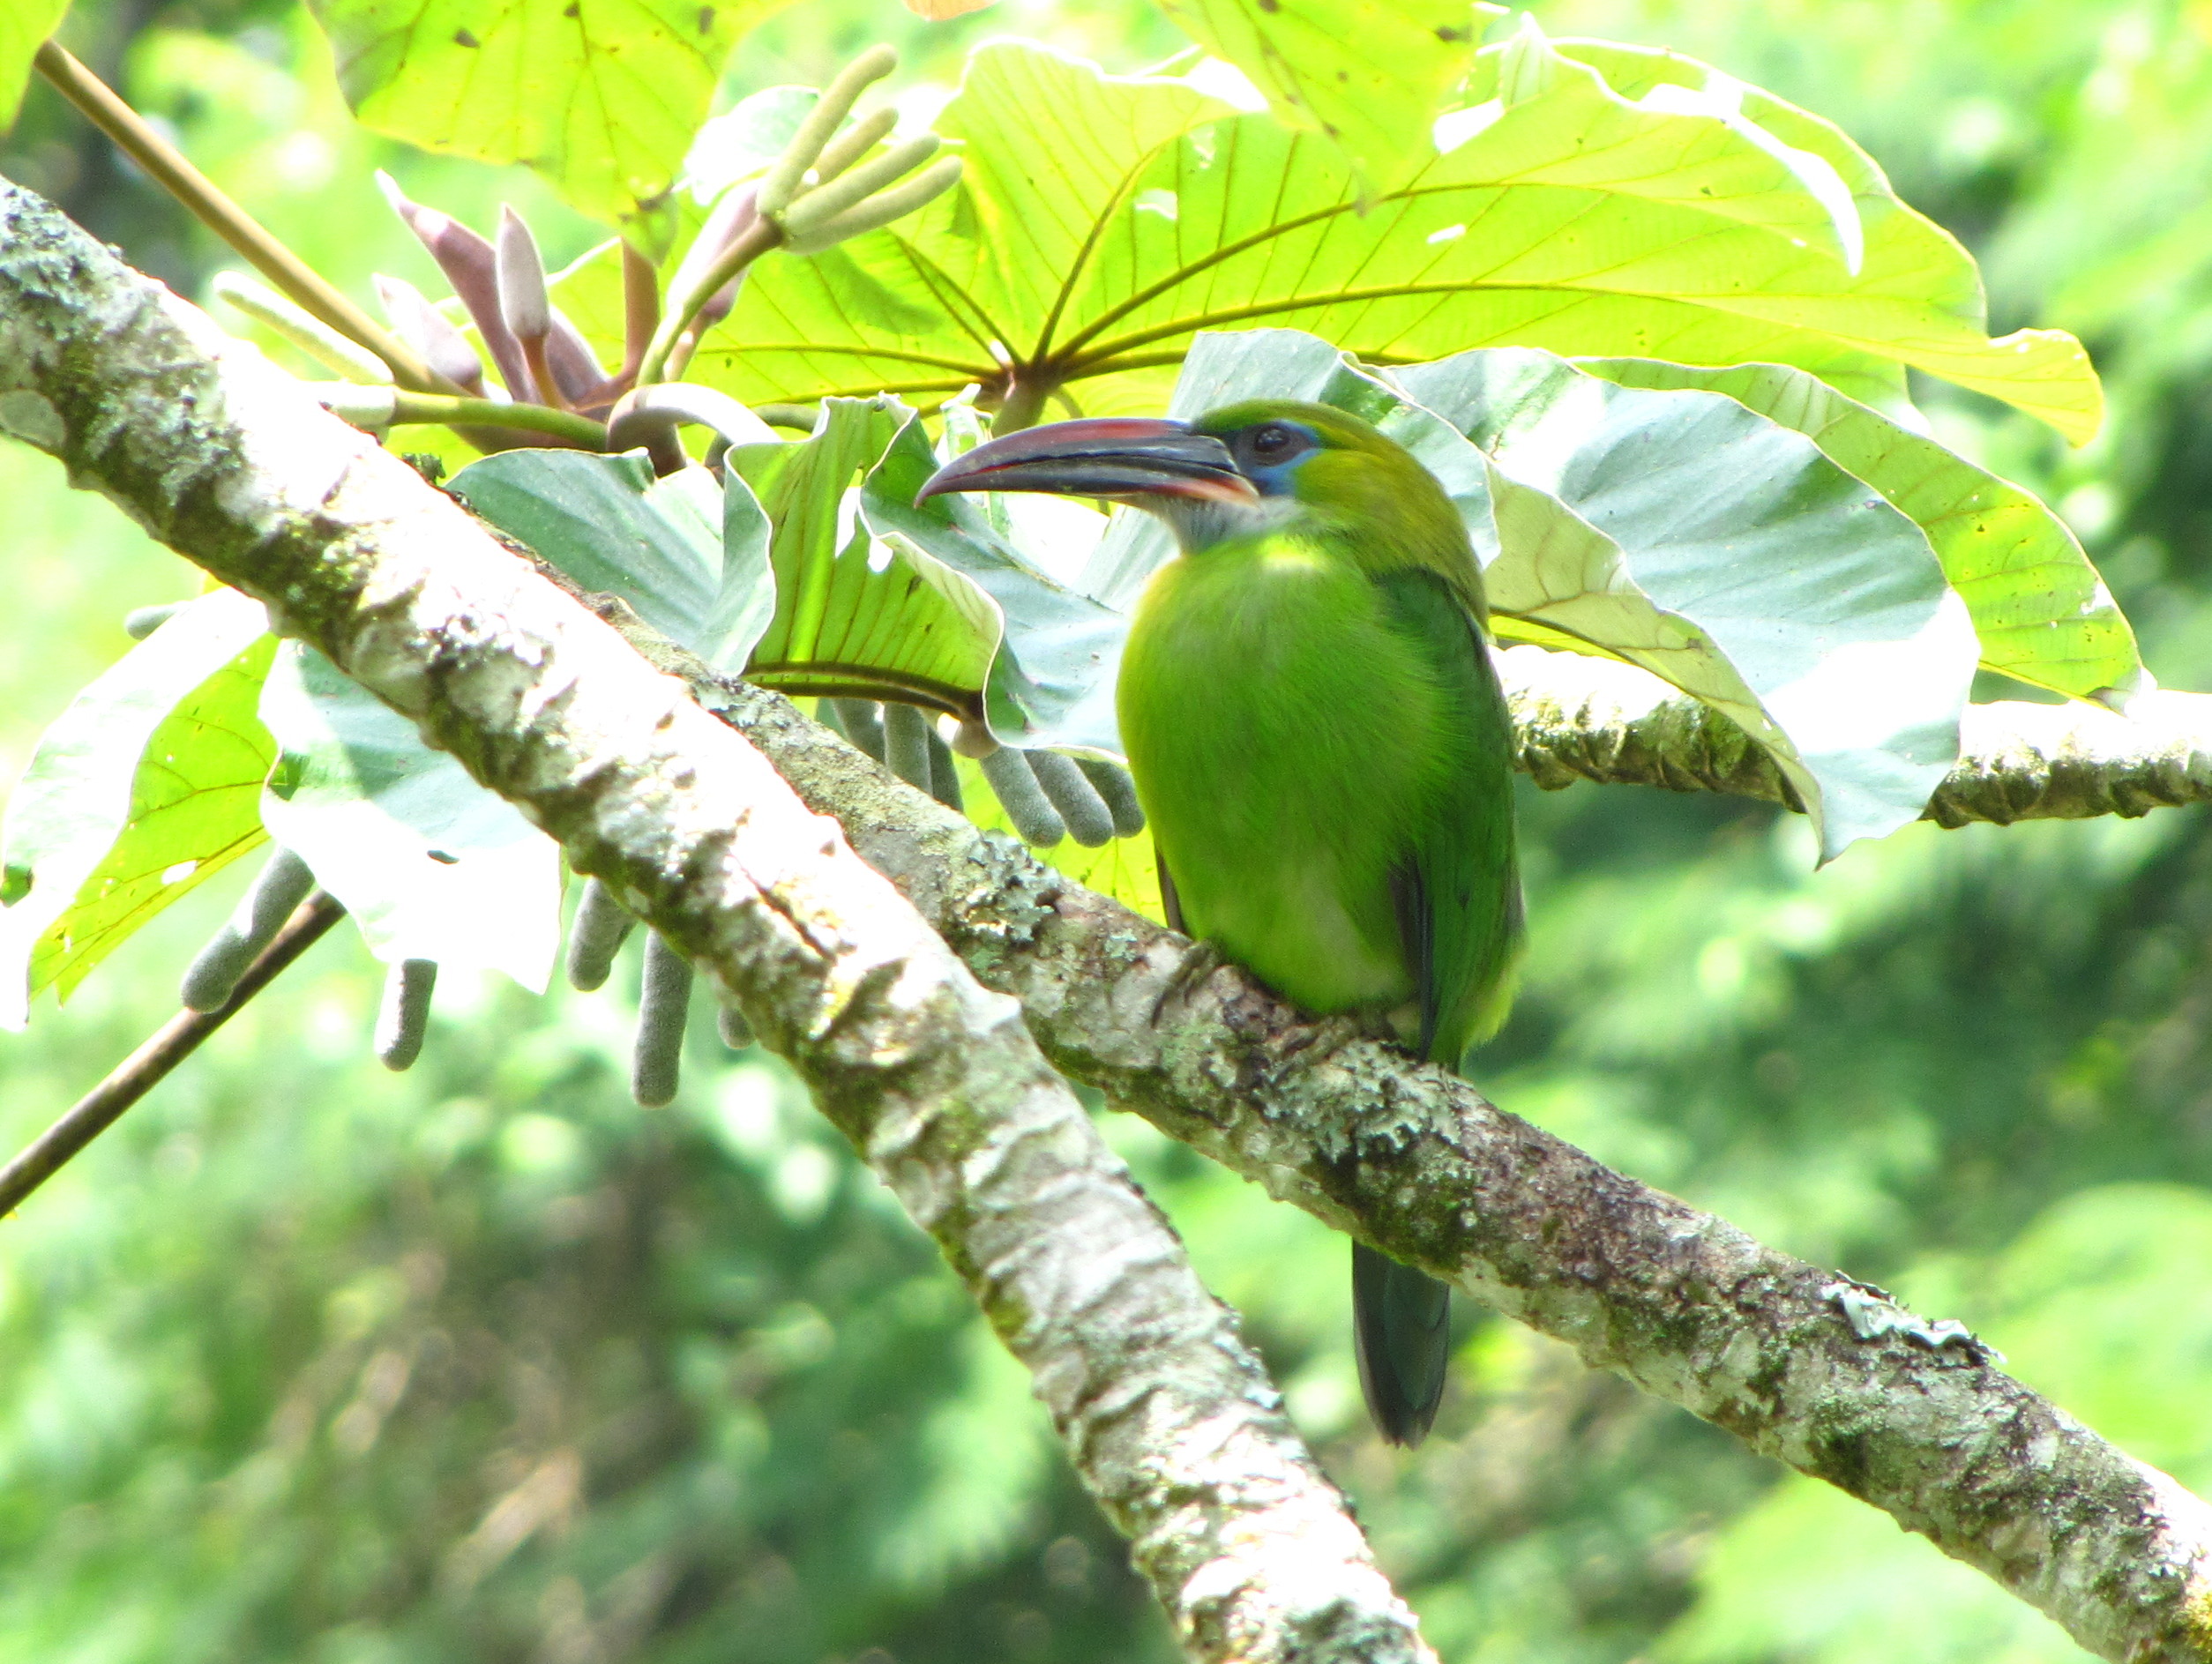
[7,0,2212,1659]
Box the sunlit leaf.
[304,0,799,221]
[452,448,773,671]
[1150,0,1492,191]
[1504,35,2103,443]
[0,0,65,131]
[643,36,2097,440]
[0,591,276,1028]
[727,398,1001,714]
[1575,357,2145,702]
[259,642,563,990]
[1397,344,1976,859]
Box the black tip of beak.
[917,417,1256,506]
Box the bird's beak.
[915,417,1258,506]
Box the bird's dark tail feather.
[1352,1241,1451,1446]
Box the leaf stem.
[637,217,781,387]
[991,372,1053,436]
[33,42,452,395]
[390,391,606,446]
[0,891,347,1218]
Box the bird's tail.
[1352,1241,1450,1446]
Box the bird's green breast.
[1117,530,1471,1026]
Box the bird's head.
[916,399,1454,554]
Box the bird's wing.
[1156,849,1186,935]
[1374,568,1526,1067]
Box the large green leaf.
[0,591,277,1028]
[1572,356,2144,703]
[452,449,773,673]
[1498,36,2101,440]
[1396,344,1975,858]
[0,0,65,131]
[659,34,2097,441]
[304,0,796,221]
[259,642,563,989]
[726,398,1001,715]
[1150,0,1491,192]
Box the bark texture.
[8,175,2212,1662]
[0,177,1431,1664]
[1499,644,2212,825]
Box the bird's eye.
[1249,424,1295,459]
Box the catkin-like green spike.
[180,847,316,1011]
[1075,757,1146,837]
[717,1003,754,1050]
[980,747,1065,847]
[780,157,962,255]
[811,106,899,186]
[757,45,898,217]
[925,729,964,812]
[632,931,692,1108]
[1028,751,1116,847]
[779,134,939,239]
[124,601,187,640]
[565,877,635,992]
[831,698,886,761]
[376,959,437,1071]
[884,702,934,791]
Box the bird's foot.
[1151,938,1226,1026]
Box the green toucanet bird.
[918,400,1524,1445]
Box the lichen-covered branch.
[688,671,2212,1664]
[0,178,1431,1664]
[1501,645,2212,825]
[9,175,2212,1664]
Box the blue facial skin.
[1229,419,1321,497]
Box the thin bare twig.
[0,891,346,1217]
[33,41,451,394]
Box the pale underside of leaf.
[260,641,563,989]
[1574,356,2144,701]
[452,447,774,673]
[1396,345,1977,856]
